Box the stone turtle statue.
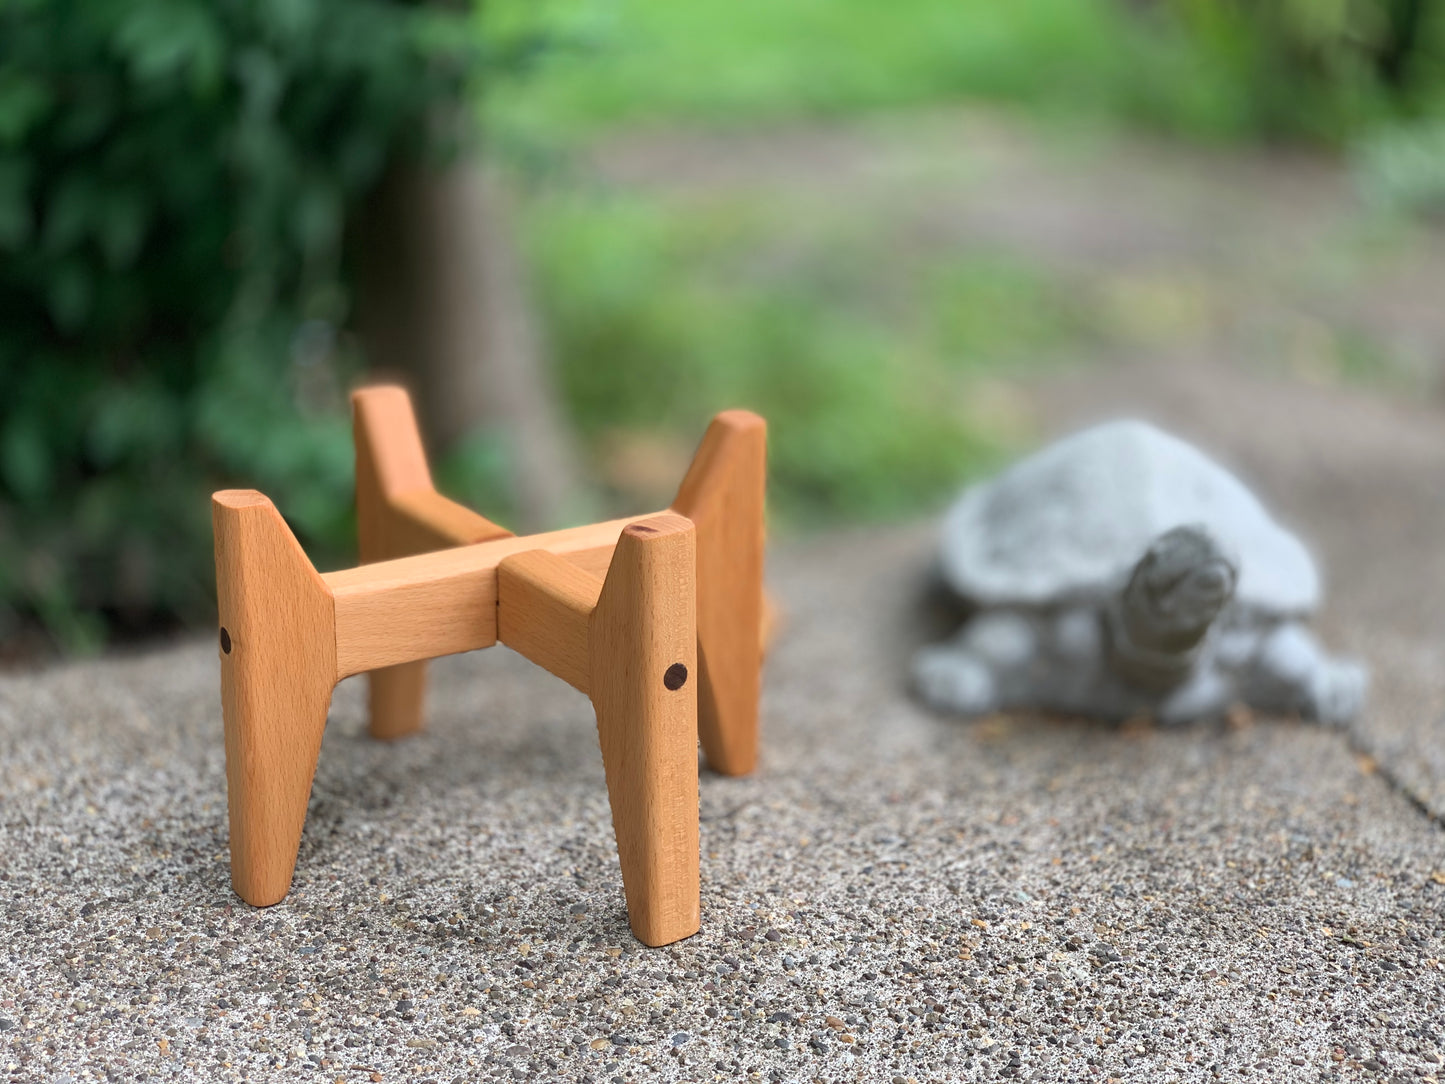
[913,420,1367,725]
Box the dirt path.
[592,107,1445,393]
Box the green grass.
[490,0,1124,130]
[524,190,1092,522]
[484,0,1366,148]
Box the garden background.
[2,0,1443,655]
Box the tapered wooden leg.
[213,491,338,906]
[365,663,427,740]
[672,411,767,776]
[355,387,435,742]
[353,386,512,740]
[589,515,700,946]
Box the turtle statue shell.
[938,420,1319,616]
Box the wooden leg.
[354,387,433,742]
[352,385,512,740]
[213,491,338,907]
[589,515,700,946]
[366,662,428,741]
[672,411,767,777]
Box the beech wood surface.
[670,410,768,776]
[353,387,512,739]
[328,515,647,678]
[213,491,337,907]
[589,515,701,946]
[497,549,603,694]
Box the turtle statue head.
[1120,524,1238,659]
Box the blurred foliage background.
[500,0,1445,512]
[493,0,1443,141]
[1,0,1442,654]
[0,0,480,651]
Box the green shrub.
[489,0,1445,145]
[0,0,475,650]
[1142,0,1445,142]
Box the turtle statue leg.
[913,611,1037,717]
[1242,623,1368,726]
[1157,665,1233,724]
[913,645,997,716]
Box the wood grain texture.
[388,489,511,551]
[327,515,649,678]
[364,661,429,743]
[213,490,338,907]
[352,386,512,740]
[352,384,513,553]
[353,386,432,504]
[589,514,701,946]
[670,410,767,777]
[497,550,602,694]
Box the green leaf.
[292,179,343,257]
[1,416,52,501]
[46,260,93,330]
[0,155,32,249]
[113,3,224,90]
[42,173,98,254]
[0,72,52,144]
[99,189,150,268]
[86,384,183,466]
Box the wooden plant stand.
[213,387,766,947]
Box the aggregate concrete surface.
[3,362,1445,1084]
